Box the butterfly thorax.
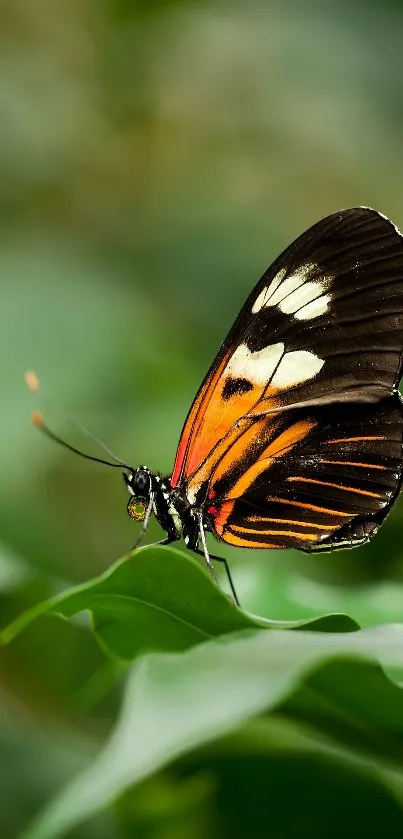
[124,467,199,547]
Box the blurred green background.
[2,0,403,836]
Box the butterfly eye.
[127,498,147,522]
[124,468,151,498]
[133,469,151,496]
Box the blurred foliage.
[2,0,403,836]
[4,579,403,839]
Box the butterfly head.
[124,467,152,522]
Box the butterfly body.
[125,469,198,546]
[123,207,403,600]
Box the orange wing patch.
[212,418,315,492]
[171,349,276,486]
[245,515,339,531]
[325,436,386,444]
[231,524,320,541]
[319,459,387,470]
[212,418,316,537]
[285,476,384,499]
[266,496,353,518]
[172,339,325,486]
[218,531,281,549]
[171,350,232,486]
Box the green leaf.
[19,623,403,839]
[0,546,357,659]
[183,719,403,839]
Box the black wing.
[174,207,403,488]
[228,206,403,408]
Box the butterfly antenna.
[25,371,131,471]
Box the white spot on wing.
[252,262,332,321]
[265,268,287,299]
[271,350,324,389]
[252,268,287,313]
[225,342,284,387]
[268,269,309,306]
[295,293,331,320]
[279,281,330,314]
[252,287,268,314]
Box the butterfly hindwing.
[172,208,403,490]
[208,395,403,550]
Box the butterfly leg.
[193,547,240,607]
[197,514,218,584]
[195,514,240,606]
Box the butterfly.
[31,208,403,606]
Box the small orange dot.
[31,410,44,428]
[25,370,40,391]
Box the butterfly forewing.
[172,208,403,495]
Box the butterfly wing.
[207,396,403,549]
[172,208,403,493]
